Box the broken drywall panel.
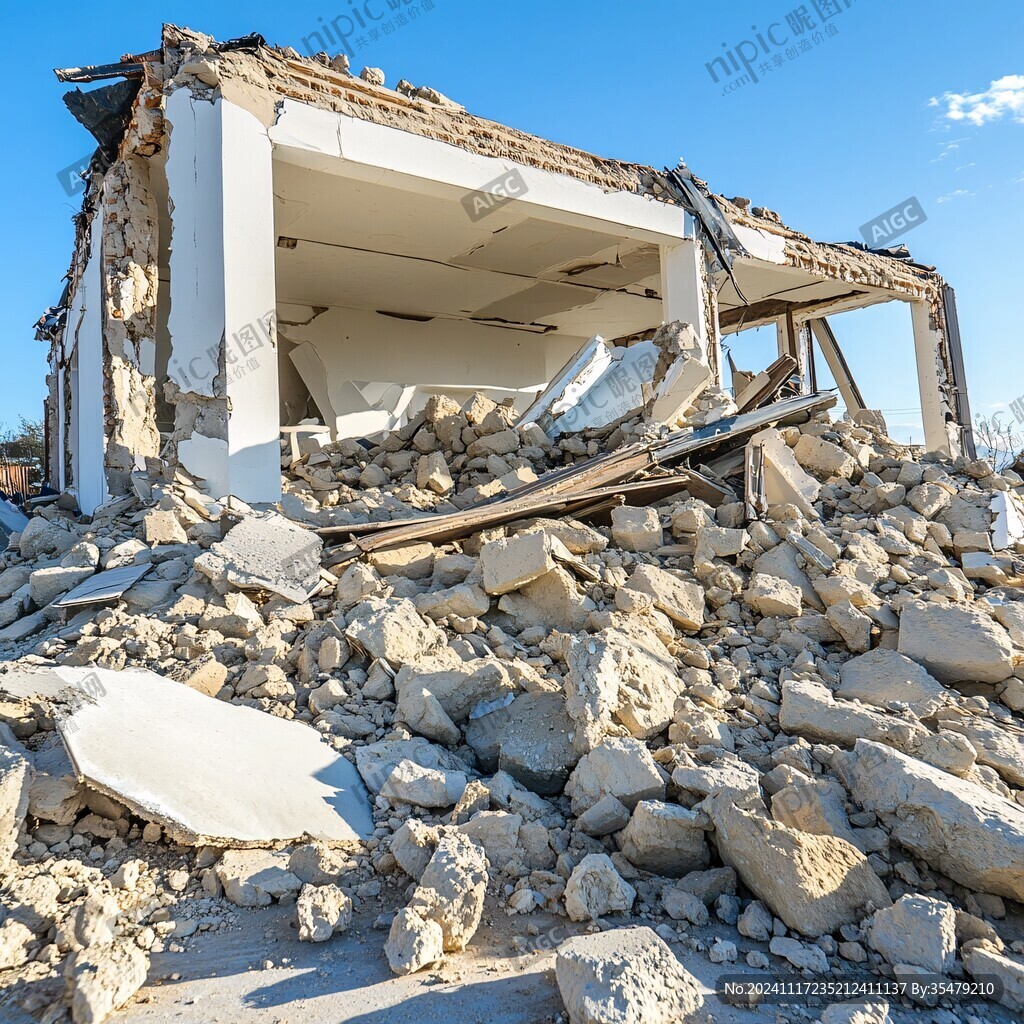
[176,433,231,500]
[517,335,612,433]
[207,511,324,602]
[992,492,1024,552]
[747,428,820,519]
[288,342,416,440]
[518,322,710,437]
[550,342,659,435]
[1,666,373,846]
[55,563,153,608]
[269,99,689,243]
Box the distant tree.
[974,411,1024,471]
[0,417,45,487]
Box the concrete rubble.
[4,394,1024,1024]
[1,26,1017,1020]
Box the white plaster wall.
[221,99,281,502]
[281,306,584,416]
[661,238,713,363]
[55,360,66,491]
[166,89,224,399]
[910,299,956,455]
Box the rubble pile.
[3,392,1024,1023]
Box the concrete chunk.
[898,600,1013,684]
[623,563,704,631]
[565,737,666,816]
[704,789,891,938]
[793,434,856,480]
[610,506,663,552]
[480,530,558,595]
[564,853,636,921]
[868,895,956,974]
[555,927,703,1024]
[345,596,446,666]
[618,800,710,877]
[297,883,353,942]
[835,739,1024,901]
[837,649,947,718]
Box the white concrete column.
[660,237,720,378]
[67,210,108,514]
[910,299,959,457]
[166,89,281,503]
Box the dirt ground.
[99,895,1018,1024]
[104,898,765,1024]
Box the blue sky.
[2,0,1022,446]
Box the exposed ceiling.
[271,161,891,344]
[272,161,664,340]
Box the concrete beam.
[271,100,689,245]
[809,319,866,415]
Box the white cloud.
[930,75,1024,126]
[930,138,969,162]
[936,188,975,204]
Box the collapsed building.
[36,25,974,515]
[6,23,1024,1024]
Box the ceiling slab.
[471,281,602,324]
[560,243,662,290]
[451,220,625,278]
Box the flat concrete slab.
[0,666,373,846]
[213,512,323,603]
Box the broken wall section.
[101,149,161,495]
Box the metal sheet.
[56,562,153,608]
